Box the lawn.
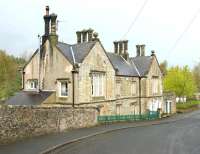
[176,100,200,110]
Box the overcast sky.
[0,0,200,67]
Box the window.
[130,103,137,114]
[58,81,68,97]
[131,82,137,95]
[116,104,122,115]
[152,77,159,94]
[27,79,38,90]
[116,82,121,96]
[91,73,104,97]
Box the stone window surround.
[116,103,122,115]
[90,71,105,97]
[57,78,70,98]
[26,79,38,91]
[131,81,137,96]
[152,76,159,95]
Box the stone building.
[6,6,167,115]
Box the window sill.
[92,96,105,101]
[58,96,68,98]
[24,89,38,91]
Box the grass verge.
[176,100,200,113]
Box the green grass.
[176,100,200,110]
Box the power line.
[168,8,200,56]
[122,0,149,39]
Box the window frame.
[26,79,38,90]
[91,72,105,97]
[131,81,137,96]
[152,77,159,95]
[58,80,69,98]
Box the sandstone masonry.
[0,105,97,145]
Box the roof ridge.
[58,41,71,46]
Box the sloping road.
[0,111,199,154]
[52,111,200,154]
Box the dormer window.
[26,79,38,90]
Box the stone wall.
[0,105,97,145]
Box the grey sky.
[0,0,200,67]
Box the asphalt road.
[54,112,200,154]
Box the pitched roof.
[129,56,152,76]
[57,41,96,64]
[5,91,53,106]
[106,52,139,76]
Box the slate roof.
[106,52,139,76]
[5,91,53,106]
[129,56,152,76]
[57,41,96,64]
[57,41,153,77]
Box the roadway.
[53,111,200,154]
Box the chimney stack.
[82,30,87,42]
[136,45,141,56]
[76,28,96,43]
[113,41,118,54]
[50,13,57,35]
[88,28,94,42]
[119,42,123,54]
[141,44,145,56]
[123,40,128,53]
[49,13,58,46]
[43,6,51,44]
[113,40,129,60]
[123,40,129,60]
[76,31,81,43]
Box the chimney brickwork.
[76,28,97,43]
[42,6,58,46]
[49,13,58,46]
[76,31,81,43]
[136,44,145,56]
[113,41,118,54]
[88,29,94,42]
[113,40,129,60]
[119,42,123,54]
[42,6,51,44]
[141,44,145,56]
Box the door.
[116,104,121,115]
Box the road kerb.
[40,115,191,154]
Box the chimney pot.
[151,50,155,56]
[45,6,49,16]
[43,6,51,43]
[123,40,128,53]
[92,32,99,41]
[113,41,118,54]
[76,31,81,43]
[119,41,123,54]
[141,44,145,56]
[136,45,141,56]
[87,28,94,42]
[82,30,87,42]
[50,13,57,35]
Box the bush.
[176,100,200,110]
